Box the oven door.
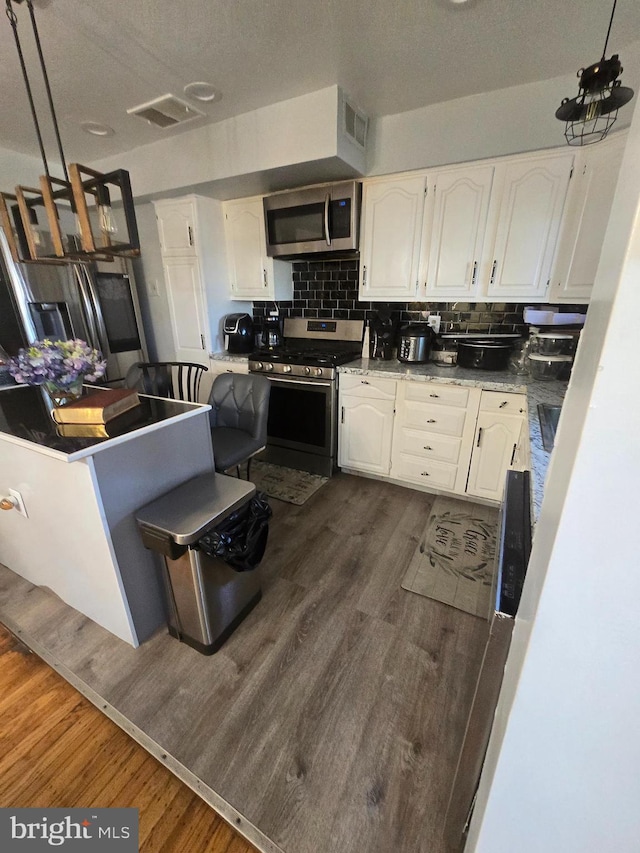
[264,375,336,458]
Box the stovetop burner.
[248,345,360,368]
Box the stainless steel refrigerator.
[0,231,147,384]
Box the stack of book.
[53,388,141,437]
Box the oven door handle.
[261,376,333,388]
[324,193,331,246]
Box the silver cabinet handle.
[499,401,508,408]
[426,418,436,423]
[423,446,433,451]
[510,443,518,466]
[471,260,478,287]
[362,265,367,288]
[421,471,429,477]
[263,269,268,287]
[490,260,498,284]
[188,225,193,246]
[429,393,439,398]
[477,427,483,447]
[360,379,370,384]
[341,406,345,424]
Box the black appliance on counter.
[369,311,397,360]
[223,313,254,354]
[398,323,436,364]
[261,316,282,349]
[248,318,363,476]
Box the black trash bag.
[197,492,272,572]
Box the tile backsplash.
[252,259,585,336]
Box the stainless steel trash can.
[136,472,264,655]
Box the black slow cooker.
[456,340,514,371]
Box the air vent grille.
[127,94,205,128]
[344,99,368,149]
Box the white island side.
[0,386,214,647]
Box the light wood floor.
[0,625,256,853]
[0,472,489,853]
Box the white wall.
[91,86,365,201]
[466,75,640,853]
[0,147,51,190]
[367,42,640,177]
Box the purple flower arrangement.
[8,339,107,388]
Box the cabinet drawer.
[393,454,458,490]
[395,428,462,464]
[339,374,396,400]
[402,401,468,437]
[479,390,527,415]
[404,381,470,408]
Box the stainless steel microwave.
[263,180,361,258]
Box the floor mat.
[250,460,329,505]
[401,495,499,618]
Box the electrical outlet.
[427,314,441,334]
[268,310,279,318]
[9,488,27,518]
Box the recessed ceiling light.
[183,82,222,103]
[80,121,115,137]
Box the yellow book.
[51,388,140,424]
[55,405,143,437]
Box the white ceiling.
[0,0,639,163]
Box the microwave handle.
[324,193,331,246]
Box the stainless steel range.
[249,318,363,476]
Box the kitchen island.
[0,385,214,646]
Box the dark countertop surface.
[0,385,206,460]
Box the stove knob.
[255,362,263,371]
[283,365,292,374]
[266,363,274,372]
[303,366,311,375]
[315,368,323,377]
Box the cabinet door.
[359,175,427,300]
[549,133,626,303]
[424,165,494,299]
[487,153,573,300]
[156,201,196,255]
[225,199,271,299]
[466,412,523,502]
[339,397,395,475]
[163,257,209,365]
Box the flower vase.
[44,378,85,408]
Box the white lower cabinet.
[466,392,528,502]
[338,375,396,475]
[391,381,481,494]
[339,378,528,503]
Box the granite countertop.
[338,358,567,518]
[210,351,250,363]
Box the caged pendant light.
[555,0,634,146]
[0,0,140,263]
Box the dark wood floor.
[0,625,256,853]
[0,473,489,853]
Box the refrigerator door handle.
[74,266,109,358]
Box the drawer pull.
[423,446,433,451]
[477,427,483,447]
[499,401,508,408]
[429,393,439,398]
[426,418,436,424]
[361,379,370,384]
[510,443,517,466]
[421,471,429,477]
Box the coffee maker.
[261,316,282,349]
[369,312,397,360]
[223,313,254,354]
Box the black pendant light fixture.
[1,0,140,263]
[556,0,634,146]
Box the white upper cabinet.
[484,151,574,301]
[549,131,626,303]
[156,199,197,255]
[423,164,494,300]
[359,174,427,301]
[224,197,292,301]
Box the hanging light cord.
[601,0,618,61]
[5,0,51,179]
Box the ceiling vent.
[342,97,368,150]
[127,94,205,129]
